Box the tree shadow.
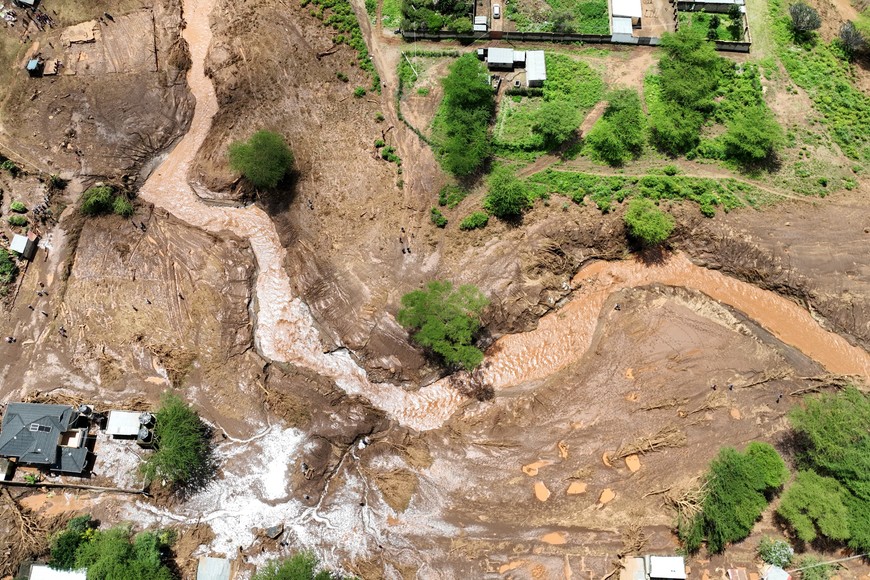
[256,170,300,217]
[632,243,670,266]
[737,152,784,176]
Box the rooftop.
[526,50,546,82]
[487,47,514,66]
[649,556,687,580]
[0,403,88,473]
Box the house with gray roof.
[0,403,90,474]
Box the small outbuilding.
[612,0,642,27]
[105,410,144,438]
[197,556,231,580]
[486,47,515,70]
[10,233,38,260]
[526,50,546,87]
[26,58,43,77]
[647,556,687,580]
[27,564,87,580]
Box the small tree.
[397,281,488,370]
[80,185,115,215]
[141,392,214,493]
[789,2,821,35]
[623,198,674,246]
[228,130,294,189]
[50,515,95,570]
[483,167,530,220]
[723,105,784,164]
[839,21,865,56]
[532,100,579,148]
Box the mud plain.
[0,0,868,575]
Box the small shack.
[526,50,546,87]
[10,233,38,260]
[26,58,43,77]
[647,556,687,580]
[486,47,515,70]
[762,565,791,580]
[474,15,488,31]
[105,410,144,438]
[197,557,231,580]
[612,0,643,27]
[25,564,87,580]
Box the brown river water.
[139,0,868,432]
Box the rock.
[534,481,551,502]
[540,532,567,545]
[730,407,741,420]
[598,488,615,505]
[624,454,641,472]
[264,523,283,539]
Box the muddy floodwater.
[139,0,867,435]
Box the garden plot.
[677,10,744,41]
[506,0,609,33]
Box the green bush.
[532,100,579,148]
[49,174,68,190]
[397,281,488,370]
[430,207,447,227]
[680,442,787,554]
[434,54,494,177]
[484,167,531,220]
[50,515,95,570]
[0,249,19,285]
[81,185,115,215]
[141,393,214,493]
[585,89,645,165]
[353,86,367,98]
[73,526,175,580]
[438,184,467,208]
[375,112,385,122]
[459,211,489,230]
[623,198,674,246]
[0,159,20,177]
[795,556,832,580]
[113,196,134,217]
[374,139,385,148]
[757,537,794,567]
[254,552,347,579]
[7,215,28,227]
[778,470,851,543]
[722,104,784,163]
[336,71,348,82]
[10,201,26,213]
[228,130,294,189]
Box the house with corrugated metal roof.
[0,403,90,474]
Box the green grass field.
[506,0,609,34]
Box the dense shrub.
[400,0,471,32]
[778,470,851,543]
[623,198,674,246]
[254,552,347,580]
[722,104,784,163]
[0,159,20,177]
[73,526,175,580]
[81,186,115,215]
[229,130,294,189]
[459,211,489,230]
[50,515,95,570]
[113,196,134,217]
[838,21,865,55]
[141,393,214,493]
[10,201,26,213]
[585,89,645,165]
[438,184,467,208]
[788,387,870,551]
[430,207,447,227]
[484,167,531,220]
[434,54,494,177]
[757,537,794,568]
[532,100,580,148]
[796,556,832,580]
[397,280,488,370]
[7,215,27,227]
[789,1,821,35]
[680,442,787,554]
[0,249,19,285]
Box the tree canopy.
[623,198,675,246]
[396,281,488,370]
[532,100,580,148]
[229,130,294,189]
[789,2,821,34]
[141,392,214,493]
[778,470,851,543]
[585,89,645,165]
[680,442,787,554]
[436,54,494,177]
[722,104,783,163]
[483,166,531,220]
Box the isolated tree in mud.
[623,198,674,246]
[141,392,215,494]
[397,281,489,370]
[229,130,294,189]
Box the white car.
[492,4,501,18]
